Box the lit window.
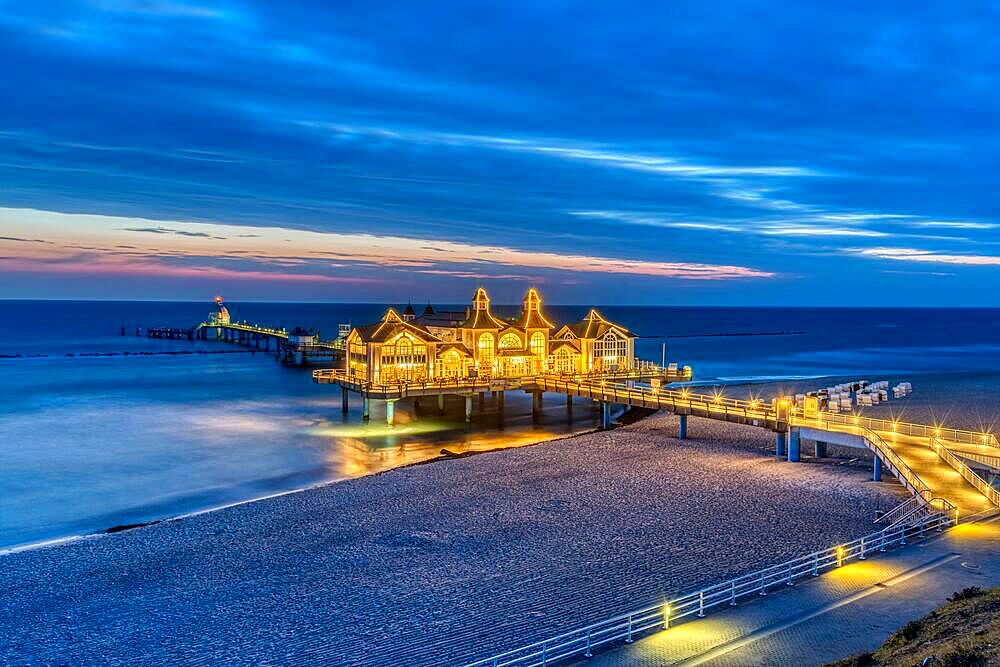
[478,333,494,368]
[499,333,521,349]
[530,332,545,357]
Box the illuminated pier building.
[345,288,637,384]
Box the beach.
[1,412,903,667]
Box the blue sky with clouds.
[3,1,1000,304]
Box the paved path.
[572,517,1000,667]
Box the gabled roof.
[436,342,472,357]
[517,288,554,330]
[549,339,581,354]
[353,308,442,344]
[498,325,524,338]
[560,309,634,339]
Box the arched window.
[499,333,521,349]
[530,332,546,357]
[478,333,494,369]
[594,331,627,361]
[396,337,412,364]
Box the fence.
[463,512,955,667]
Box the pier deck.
[316,368,999,518]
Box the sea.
[3,300,1000,550]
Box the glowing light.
[836,545,845,567]
[663,603,672,629]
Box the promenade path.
[574,516,1000,667]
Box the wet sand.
[1,413,902,667]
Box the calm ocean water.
[3,300,1000,549]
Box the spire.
[403,302,416,321]
[423,302,435,316]
[472,287,490,311]
[518,287,554,329]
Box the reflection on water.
[0,351,600,549]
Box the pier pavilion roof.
[549,339,581,353]
[556,309,634,340]
[353,308,441,344]
[458,287,507,330]
[414,310,467,328]
[436,342,472,356]
[516,288,554,330]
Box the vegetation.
[829,587,1000,666]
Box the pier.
[145,296,347,366]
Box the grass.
[828,587,1000,666]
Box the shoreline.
[1,408,647,557]
[0,412,902,666]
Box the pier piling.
[815,441,828,458]
[465,396,473,423]
[775,432,787,457]
[341,387,349,414]
[678,414,687,439]
[873,455,882,482]
[788,428,801,462]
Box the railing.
[930,437,1000,508]
[463,512,955,667]
[954,450,1000,470]
[537,380,942,506]
[312,369,512,395]
[814,411,999,450]
[210,322,346,349]
[313,365,689,395]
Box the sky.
[3,1,1000,305]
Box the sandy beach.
[1,412,904,666]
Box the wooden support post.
[465,396,473,423]
[775,432,787,457]
[532,391,543,419]
[438,394,445,415]
[601,402,612,430]
[497,390,504,412]
[873,455,882,482]
[386,400,396,427]
[341,387,349,414]
[678,414,687,440]
[362,395,370,422]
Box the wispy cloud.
[759,225,889,238]
[0,208,775,281]
[301,122,822,180]
[851,247,1000,266]
[907,221,999,230]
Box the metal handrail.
[462,512,956,667]
[930,437,1000,507]
[536,379,940,507]
[876,496,920,525]
[815,411,999,450]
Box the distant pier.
[142,296,347,367]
